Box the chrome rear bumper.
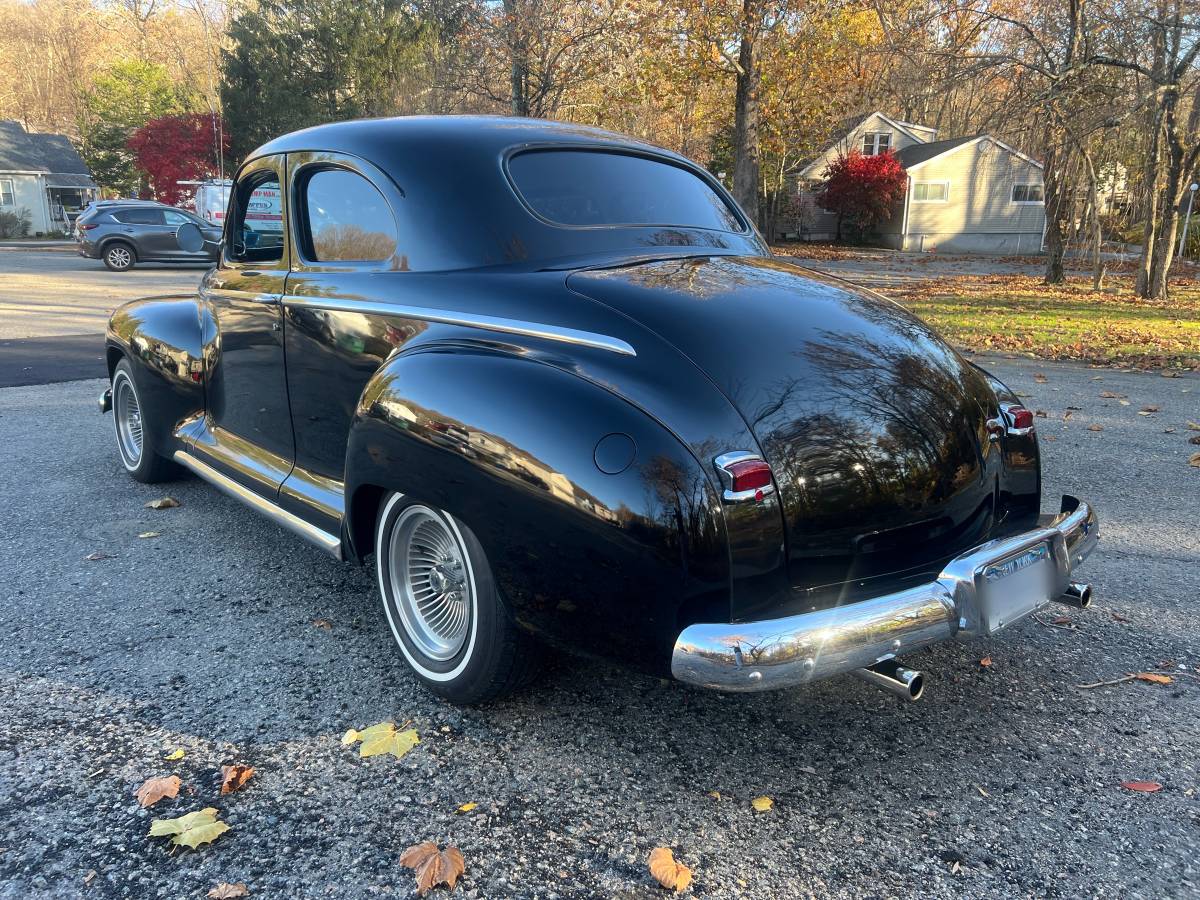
[671,496,1099,692]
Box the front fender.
[345,345,730,673]
[105,295,207,452]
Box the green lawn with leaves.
[887,274,1200,370]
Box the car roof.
[247,115,673,166]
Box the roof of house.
[0,120,93,176]
[894,136,978,168]
[796,111,939,177]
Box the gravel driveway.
[0,360,1197,899]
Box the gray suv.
[77,203,222,271]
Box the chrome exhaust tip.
[853,660,925,702]
[1058,581,1093,609]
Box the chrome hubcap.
[109,247,130,267]
[115,375,142,465]
[388,506,471,661]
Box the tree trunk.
[731,0,760,226]
[503,0,528,116]
[1041,134,1067,284]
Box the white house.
[0,120,97,236]
[784,111,1046,254]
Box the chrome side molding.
[174,450,343,559]
[281,295,636,357]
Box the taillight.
[715,452,775,502]
[1001,403,1035,435]
[80,223,98,230]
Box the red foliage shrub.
[817,150,907,242]
[127,113,229,206]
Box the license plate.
[978,543,1053,632]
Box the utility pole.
[1178,183,1198,258]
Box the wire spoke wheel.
[387,505,473,661]
[114,373,143,466]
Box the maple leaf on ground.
[648,847,693,892]
[148,807,230,849]
[751,796,773,812]
[343,722,420,759]
[208,884,248,899]
[1120,781,1162,793]
[136,775,181,808]
[220,764,254,795]
[399,842,465,896]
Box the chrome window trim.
[281,294,636,357]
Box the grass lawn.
[887,274,1200,370]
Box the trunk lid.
[567,255,1002,616]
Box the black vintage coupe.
[101,117,1098,704]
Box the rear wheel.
[111,359,179,483]
[375,493,541,704]
[103,242,135,271]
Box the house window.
[1012,183,1044,204]
[861,132,892,155]
[912,181,949,202]
[0,179,14,206]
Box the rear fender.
[344,345,730,673]
[105,296,208,452]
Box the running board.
[174,450,343,560]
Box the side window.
[301,168,397,262]
[230,172,284,264]
[114,208,166,225]
[163,210,190,226]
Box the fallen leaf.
[979,657,992,668]
[165,748,185,761]
[400,842,465,896]
[456,802,477,814]
[1139,405,1160,413]
[1063,410,1074,421]
[136,775,181,808]
[1033,373,1047,383]
[975,785,989,797]
[750,795,773,812]
[83,551,112,561]
[1111,612,1131,623]
[1189,435,1200,445]
[1134,672,1173,685]
[1099,390,1126,399]
[1119,399,1131,406]
[1088,424,1104,432]
[311,618,333,629]
[145,497,180,509]
[344,721,420,759]
[707,790,721,801]
[1186,421,1200,431]
[648,847,693,892]
[148,807,230,849]
[1051,616,1073,626]
[220,764,254,795]
[208,884,249,899]
[1035,409,1047,418]
[138,531,161,539]
[84,870,96,885]
[1189,452,1200,468]
[1120,781,1162,793]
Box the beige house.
[786,111,1046,254]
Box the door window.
[114,208,166,225]
[301,168,397,262]
[230,172,285,264]
[163,210,194,226]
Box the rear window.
[113,208,165,225]
[508,150,744,232]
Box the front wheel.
[111,359,180,483]
[375,493,541,704]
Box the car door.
[162,209,205,260]
[277,153,411,532]
[112,207,169,259]
[193,154,295,496]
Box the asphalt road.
[0,359,1197,898]
[0,247,205,387]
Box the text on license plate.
[979,543,1053,632]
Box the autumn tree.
[127,113,229,205]
[79,60,193,194]
[817,149,907,243]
